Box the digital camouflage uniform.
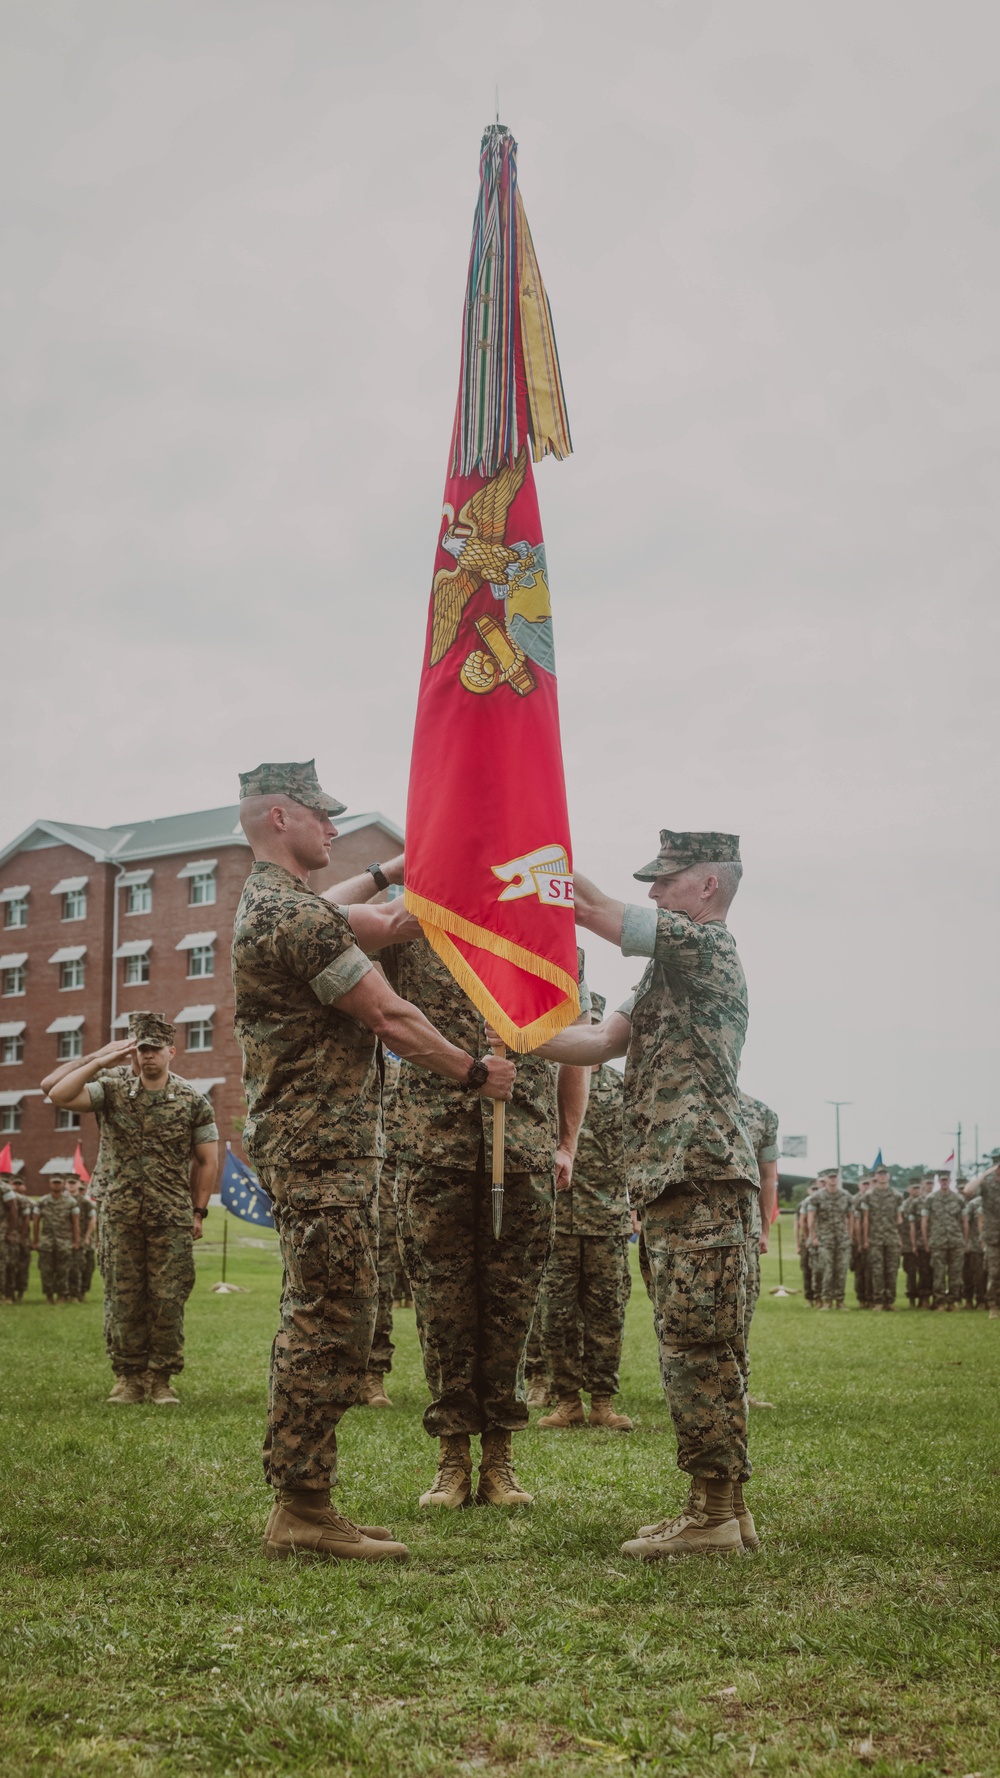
[233,860,381,1491]
[865,1182,901,1307]
[916,1187,935,1302]
[617,900,757,1484]
[977,1169,1000,1310]
[796,1189,818,1302]
[368,1053,406,1377]
[539,1064,630,1399]
[34,1191,80,1298]
[68,1190,97,1299]
[923,1189,965,1307]
[899,1187,924,1304]
[11,1193,32,1298]
[810,1186,852,1305]
[851,1187,873,1307]
[87,1067,216,1377]
[0,1180,16,1300]
[383,936,568,1439]
[963,1194,984,1307]
[738,1092,778,1333]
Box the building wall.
[0,821,401,1192]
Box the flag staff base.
[491,1040,506,1238]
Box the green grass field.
[2,1221,998,1777]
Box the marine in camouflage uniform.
[964,1153,1000,1318]
[922,1178,965,1309]
[32,1182,80,1301]
[539,831,760,1559]
[537,994,632,1431]
[739,1092,779,1335]
[864,1168,901,1309]
[850,1178,873,1308]
[899,1176,925,1306]
[233,758,513,1561]
[796,1187,818,1304]
[807,1173,852,1308]
[382,934,589,1504]
[358,1050,405,1407]
[47,1012,218,1399]
[67,1183,97,1301]
[10,1192,33,1299]
[962,1191,985,1308]
[0,1174,16,1303]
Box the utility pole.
[827,1101,852,1174]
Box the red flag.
[72,1141,90,1185]
[0,1141,12,1174]
[405,125,578,1052]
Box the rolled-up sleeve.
[86,1079,106,1110]
[310,945,373,1005]
[621,904,658,959]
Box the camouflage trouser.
[869,1241,898,1307]
[262,1183,379,1492]
[813,1235,849,1304]
[962,1250,985,1305]
[852,1241,872,1306]
[798,1242,814,1302]
[11,1241,30,1297]
[67,1245,96,1299]
[931,1242,963,1306]
[396,1159,554,1438]
[642,1178,753,1483]
[917,1248,933,1300]
[368,1164,398,1376]
[745,1193,763,1335]
[982,1240,1000,1308]
[524,1315,544,1381]
[539,1228,629,1397]
[38,1236,75,1299]
[102,1219,195,1376]
[901,1250,919,1301]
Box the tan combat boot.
[732,1480,760,1551]
[261,1497,394,1545]
[525,1377,551,1409]
[990,1307,1000,1320]
[477,1429,533,1506]
[358,1371,393,1407]
[537,1392,586,1429]
[263,1489,408,1561]
[623,1478,743,1560]
[419,1434,473,1508]
[748,1395,775,1410]
[588,1395,633,1430]
[147,1373,180,1405]
[108,1376,145,1405]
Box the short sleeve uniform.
[86,1071,217,1229]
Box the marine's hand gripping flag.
[405,126,579,1085]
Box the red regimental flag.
[0,1142,12,1174]
[72,1141,91,1185]
[405,126,578,1051]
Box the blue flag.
[220,1150,275,1230]
[872,1149,883,1169]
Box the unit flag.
[405,124,578,1052]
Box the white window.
[186,1020,214,1052]
[4,898,27,929]
[126,881,152,915]
[54,1107,80,1131]
[63,888,87,921]
[60,958,85,990]
[57,1029,83,1060]
[2,966,25,997]
[1,1035,24,1064]
[0,1105,21,1134]
[187,944,215,979]
[189,872,216,907]
[124,953,150,986]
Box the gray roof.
[0,807,403,869]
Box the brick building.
[0,803,402,1192]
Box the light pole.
[827,1101,853,1174]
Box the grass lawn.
[1,1220,998,1777]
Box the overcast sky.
[2,0,998,1171]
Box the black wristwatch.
[463,1057,490,1091]
[193,1205,209,1218]
[367,863,390,892]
